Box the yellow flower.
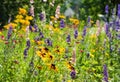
[59,15,65,19]
[49,64,58,72]
[90,34,97,39]
[90,53,94,58]
[67,80,72,82]
[24,20,30,26]
[46,80,52,82]
[19,19,25,24]
[90,49,95,53]
[53,28,60,33]
[19,8,27,15]
[16,15,23,19]
[25,15,33,20]
[36,41,44,45]
[0,31,2,35]
[4,23,17,29]
[50,16,55,19]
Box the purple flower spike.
[24,48,28,59]
[39,12,44,21]
[70,70,76,79]
[60,19,65,28]
[118,4,120,18]
[82,26,87,37]
[105,5,109,14]
[66,34,71,43]
[74,29,78,39]
[34,24,39,32]
[103,64,108,82]
[45,38,52,46]
[7,26,13,40]
[39,32,44,39]
[87,16,91,23]
[26,39,30,48]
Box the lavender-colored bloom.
[7,26,12,40]
[82,26,87,37]
[74,29,78,39]
[34,36,40,41]
[45,38,52,46]
[29,25,32,31]
[34,24,39,32]
[118,4,120,18]
[105,5,109,14]
[103,64,108,82]
[39,12,44,21]
[66,34,71,43]
[87,16,91,23]
[70,70,76,79]
[26,39,30,48]
[24,48,28,58]
[60,19,65,28]
[39,32,44,39]
[105,23,109,37]
[29,61,34,67]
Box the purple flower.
[70,70,76,79]
[26,39,30,48]
[105,5,109,14]
[87,16,91,23]
[82,26,87,37]
[34,24,39,32]
[74,29,78,39]
[60,19,65,28]
[29,25,32,31]
[7,26,12,40]
[34,36,40,41]
[45,38,52,46]
[39,32,44,39]
[66,34,71,43]
[103,64,108,82]
[39,12,44,21]
[105,23,109,37]
[118,4,120,18]
[24,48,28,59]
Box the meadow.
[0,4,120,82]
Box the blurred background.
[0,0,120,29]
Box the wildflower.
[66,34,71,43]
[39,32,44,39]
[33,24,39,32]
[25,15,33,20]
[82,26,87,38]
[59,15,65,19]
[103,64,108,82]
[24,48,28,59]
[50,64,57,71]
[16,15,23,19]
[7,26,12,40]
[105,5,109,14]
[26,39,30,48]
[70,70,76,79]
[39,12,44,21]
[60,19,65,28]
[74,29,78,39]
[45,38,52,46]
[118,4,120,18]
[55,5,60,19]
[19,8,27,15]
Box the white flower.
[43,0,47,2]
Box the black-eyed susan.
[49,64,58,72]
